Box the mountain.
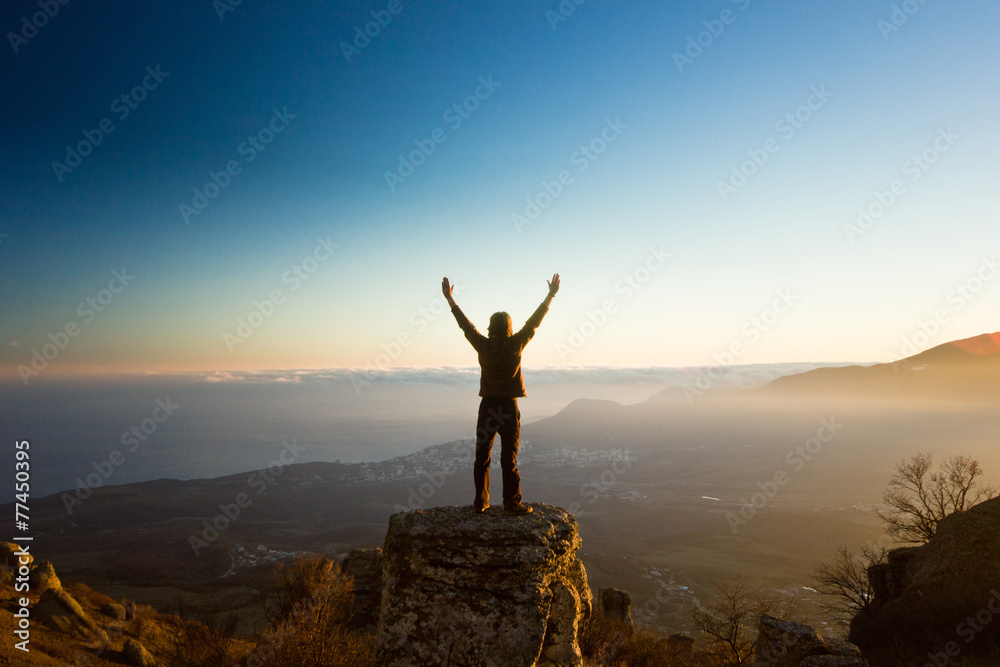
[767,331,1000,398]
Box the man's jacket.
[450,301,549,398]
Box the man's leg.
[473,398,498,510]
[497,398,522,506]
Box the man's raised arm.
[443,277,484,347]
[543,273,559,308]
[519,273,560,341]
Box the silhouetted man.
[442,274,560,515]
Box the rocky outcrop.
[123,637,157,666]
[102,601,127,620]
[375,503,592,667]
[33,587,108,643]
[667,632,695,657]
[850,496,1000,661]
[599,587,633,628]
[341,547,383,626]
[29,560,62,593]
[0,541,31,570]
[755,615,867,667]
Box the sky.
[2,0,1000,380]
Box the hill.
[767,332,1000,398]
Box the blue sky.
[2,0,999,378]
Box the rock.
[375,503,592,667]
[123,638,157,666]
[849,496,1000,660]
[823,638,864,660]
[33,588,108,643]
[599,587,633,627]
[125,600,137,620]
[754,615,828,666]
[102,602,127,620]
[340,547,383,626]
[0,541,31,570]
[754,615,867,667]
[798,657,868,667]
[667,632,695,656]
[28,560,61,593]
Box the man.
[442,274,560,515]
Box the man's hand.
[547,273,560,298]
[442,277,456,306]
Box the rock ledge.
[375,503,591,667]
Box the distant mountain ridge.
[900,330,1000,365]
[768,331,1000,397]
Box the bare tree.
[692,577,800,666]
[813,544,887,625]
[875,452,997,544]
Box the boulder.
[667,632,695,656]
[340,547,383,626]
[850,496,1000,661]
[123,638,157,666]
[599,587,633,627]
[29,560,61,593]
[754,615,828,666]
[33,588,108,643]
[102,601,127,620]
[375,503,592,667]
[0,541,31,570]
[798,658,868,667]
[754,615,867,667]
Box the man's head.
[488,311,512,339]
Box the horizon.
[6,4,1000,657]
[0,359,866,499]
[0,329,987,383]
[3,2,1000,381]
